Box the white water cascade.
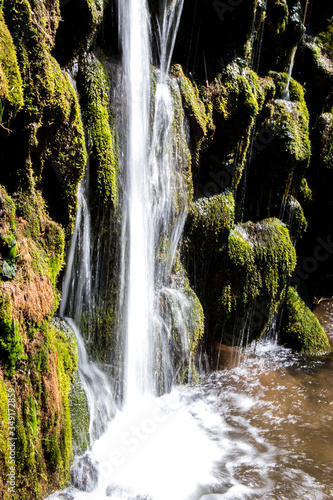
[47,1,222,498]
[59,171,114,443]
[119,0,195,404]
[118,0,152,404]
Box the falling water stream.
[47,1,333,499]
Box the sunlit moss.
[0,11,24,122]
[77,53,118,207]
[280,287,331,353]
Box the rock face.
[71,454,98,493]
[0,0,333,498]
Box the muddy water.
[180,304,333,499]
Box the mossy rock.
[217,218,296,345]
[201,60,264,189]
[184,191,235,295]
[285,195,308,237]
[77,52,118,207]
[0,318,78,499]
[0,11,24,123]
[316,112,333,169]
[185,191,235,251]
[69,371,90,456]
[244,74,310,219]
[2,1,87,228]
[54,0,106,64]
[280,287,331,353]
[171,64,213,168]
[269,73,311,165]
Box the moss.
[13,189,65,293]
[2,0,87,228]
[0,11,24,122]
[299,177,312,204]
[69,371,90,456]
[245,73,311,216]
[0,318,77,499]
[286,196,308,237]
[214,218,296,344]
[0,186,16,233]
[51,323,77,481]
[206,60,264,187]
[269,74,311,167]
[318,19,333,60]
[228,219,296,298]
[0,296,24,377]
[306,38,333,82]
[186,191,235,249]
[171,64,213,168]
[0,188,72,495]
[317,112,333,169]
[280,287,331,353]
[77,53,118,207]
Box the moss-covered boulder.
[215,218,296,344]
[185,212,296,346]
[0,11,24,126]
[0,186,79,498]
[1,0,87,229]
[184,191,235,296]
[280,287,331,353]
[77,52,118,207]
[54,0,107,65]
[245,74,310,220]
[205,60,264,188]
[171,63,213,169]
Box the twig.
[0,122,11,134]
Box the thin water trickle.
[59,170,115,443]
[282,46,297,101]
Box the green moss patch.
[205,60,265,187]
[280,287,331,353]
[212,218,295,345]
[77,53,118,207]
[0,11,24,124]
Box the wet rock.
[105,484,150,499]
[71,455,98,493]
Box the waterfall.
[119,0,190,404]
[118,0,152,404]
[47,3,222,499]
[282,46,297,101]
[60,161,114,443]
